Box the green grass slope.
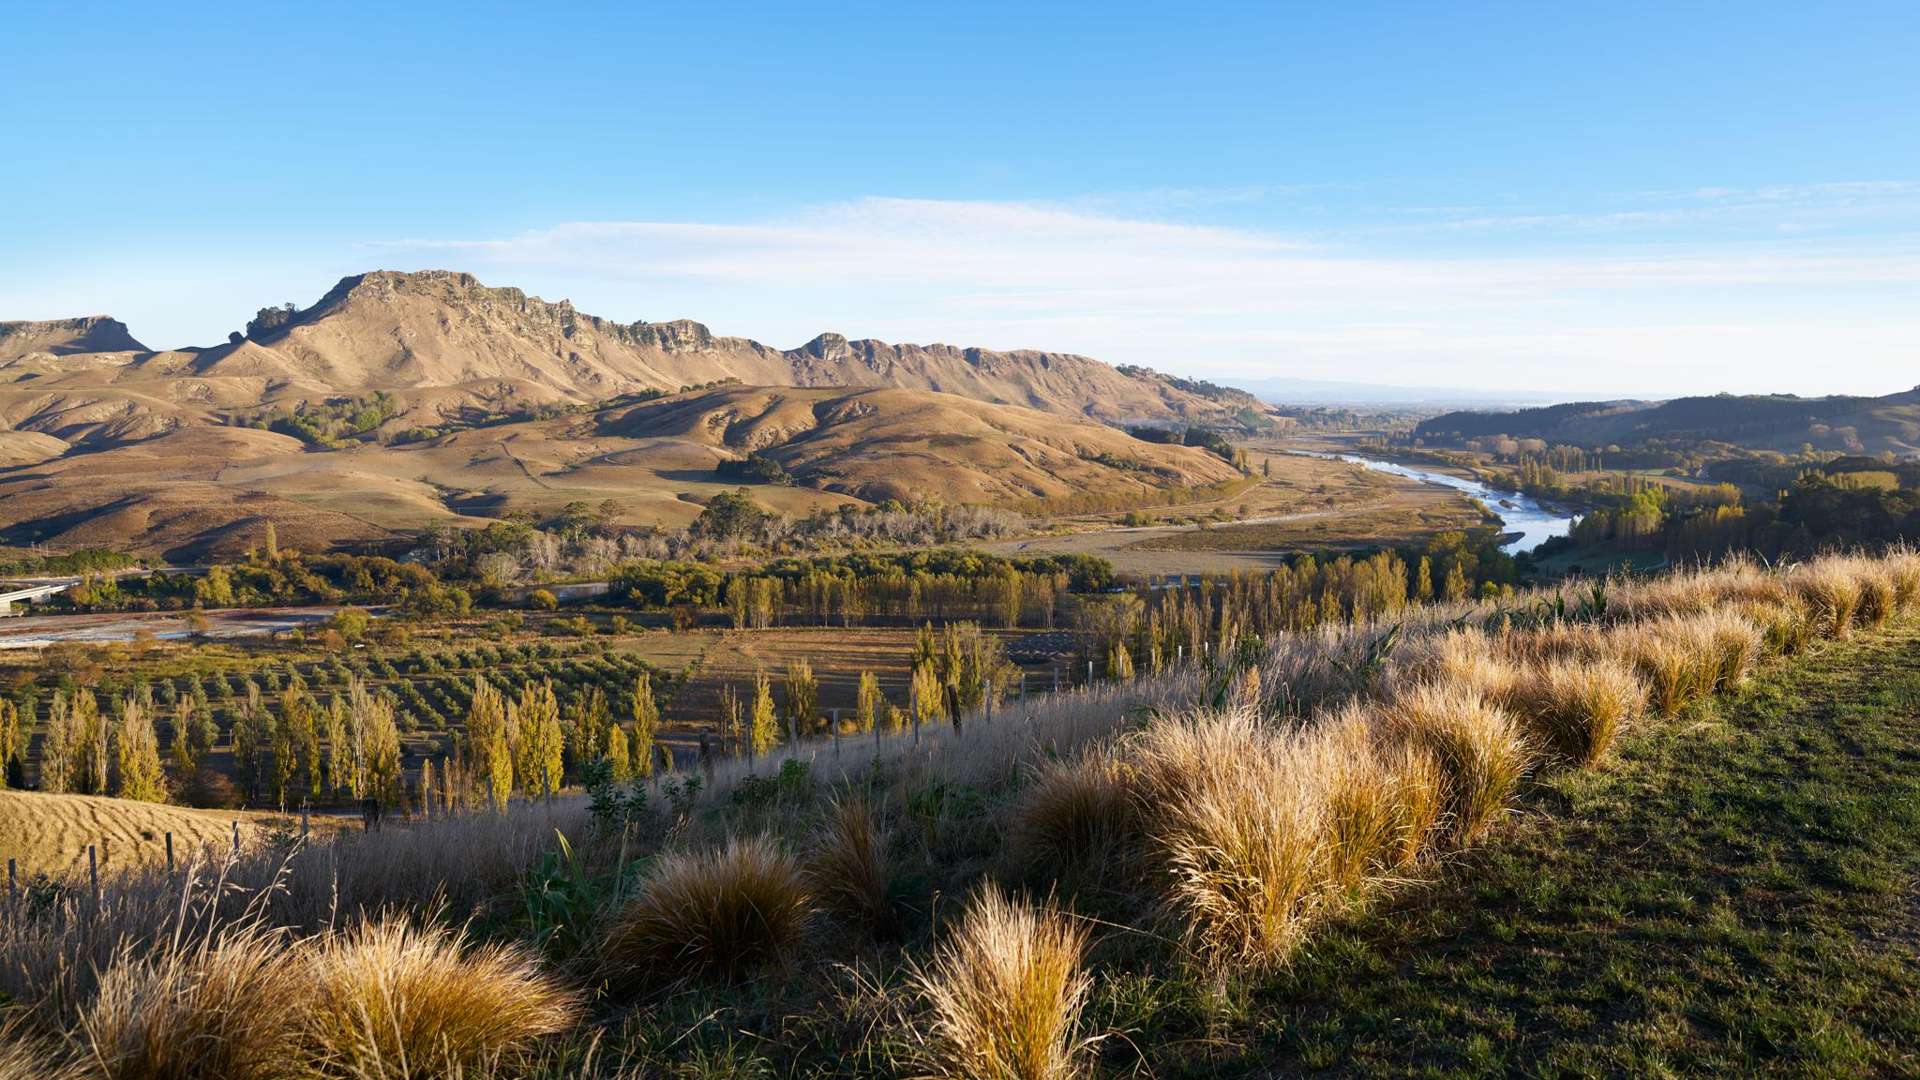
[1228,624,1920,1077]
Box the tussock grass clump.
[602,834,814,982]
[1701,610,1764,689]
[1137,713,1332,969]
[1312,708,1441,892]
[1381,682,1530,845]
[1791,561,1862,639]
[807,795,896,932]
[1011,750,1140,884]
[1517,658,1646,767]
[910,884,1094,1080]
[1886,548,1920,610]
[74,922,311,1080]
[1851,561,1898,629]
[0,1023,76,1080]
[1394,629,1522,711]
[1743,600,1813,657]
[303,916,580,1079]
[1617,615,1720,717]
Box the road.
[0,605,355,650]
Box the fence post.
[1087,660,1094,687]
[231,820,240,853]
[831,709,841,756]
[985,682,993,725]
[300,808,310,843]
[88,844,99,908]
[7,858,14,897]
[165,832,174,874]
[1053,666,1060,693]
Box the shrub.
[303,916,580,1079]
[909,884,1095,1080]
[1381,682,1529,846]
[601,834,813,982]
[1517,658,1646,766]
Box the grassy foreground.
[1220,622,1920,1077]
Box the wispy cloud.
[374,194,1920,396]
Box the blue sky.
[4,1,1918,396]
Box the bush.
[176,767,242,809]
[909,884,1095,1080]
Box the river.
[1317,453,1577,553]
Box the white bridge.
[0,581,74,615]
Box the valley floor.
[1209,621,1920,1076]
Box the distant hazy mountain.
[1226,375,1568,409]
[1415,390,1920,456]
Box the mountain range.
[0,271,1256,557]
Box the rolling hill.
[1415,389,1920,456]
[0,385,1243,558]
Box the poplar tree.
[0,699,19,789]
[607,723,632,781]
[854,671,882,735]
[42,692,79,794]
[362,692,403,807]
[232,685,267,803]
[115,694,168,803]
[466,677,511,810]
[910,661,942,730]
[784,660,818,735]
[629,673,659,777]
[749,671,779,757]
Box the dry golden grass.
[1010,749,1140,882]
[73,921,310,1080]
[1394,628,1523,712]
[1313,708,1435,893]
[302,916,580,1079]
[909,884,1094,1080]
[1791,561,1863,639]
[806,795,896,932]
[601,834,814,983]
[1131,711,1332,969]
[1381,682,1531,846]
[0,790,264,879]
[1617,615,1721,718]
[1517,658,1647,767]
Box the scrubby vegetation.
[2,548,1915,1074]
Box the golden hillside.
[0,385,1243,557]
[0,789,268,878]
